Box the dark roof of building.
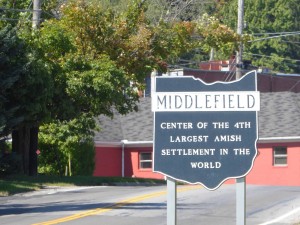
[259,92,300,139]
[94,92,300,143]
[95,97,153,142]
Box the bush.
[38,116,96,176]
[0,152,21,177]
[70,141,95,176]
[38,140,95,176]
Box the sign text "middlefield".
[152,92,260,112]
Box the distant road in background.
[0,184,299,225]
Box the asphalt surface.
[0,184,299,225]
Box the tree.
[38,115,95,176]
[196,13,240,60]
[41,0,237,105]
[145,0,217,23]
[218,0,300,73]
[0,0,32,27]
[143,0,238,66]
[0,0,55,175]
[0,25,25,136]
[1,0,240,176]
[6,33,54,175]
[36,0,203,174]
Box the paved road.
[0,184,299,225]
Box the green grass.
[0,175,166,197]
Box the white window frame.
[139,152,152,169]
[273,146,287,166]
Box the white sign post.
[236,177,246,225]
[167,177,177,225]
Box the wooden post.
[32,0,41,29]
[236,1,246,224]
[236,0,244,79]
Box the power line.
[252,31,300,36]
[0,7,37,12]
[0,2,57,20]
[244,52,300,62]
[249,32,300,42]
[0,18,40,21]
[279,40,300,44]
[26,0,33,20]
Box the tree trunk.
[12,129,22,172]
[12,125,38,175]
[29,126,38,176]
[18,125,30,175]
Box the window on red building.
[273,147,287,166]
[139,152,152,169]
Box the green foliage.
[0,0,241,176]
[39,1,144,119]
[0,138,21,177]
[0,25,27,135]
[38,115,96,176]
[144,0,217,23]
[38,0,239,118]
[140,0,239,65]
[0,21,55,136]
[3,37,54,132]
[70,141,95,176]
[218,0,300,73]
[0,0,32,27]
[0,152,22,177]
[196,13,239,59]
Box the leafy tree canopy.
[38,0,216,119]
[0,0,240,175]
[218,0,300,73]
[0,23,54,137]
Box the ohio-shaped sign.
[152,71,260,190]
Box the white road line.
[258,207,300,225]
[20,186,98,197]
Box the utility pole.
[236,0,244,79]
[29,0,42,176]
[236,2,246,224]
[32,0,41,29]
